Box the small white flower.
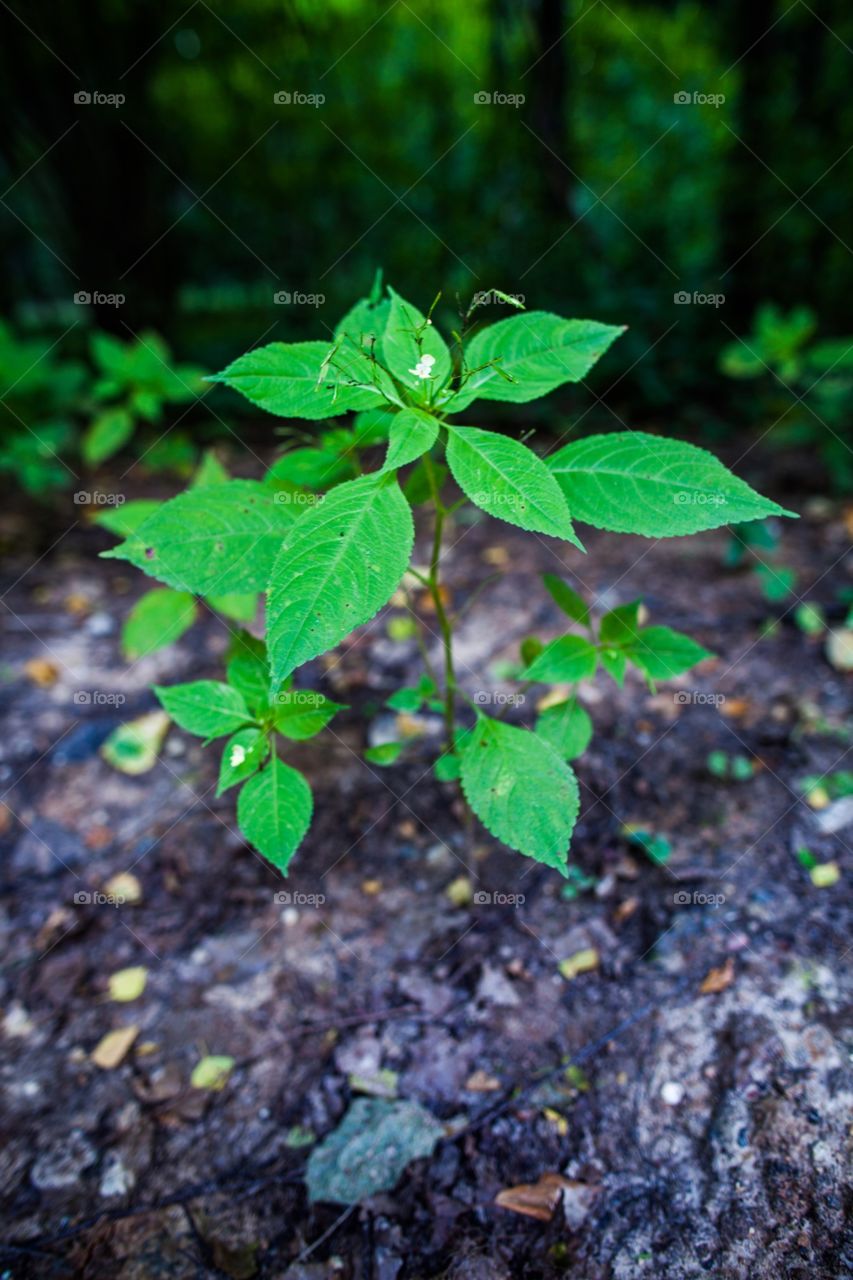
[409,353,436,379]
[229,743,247,768]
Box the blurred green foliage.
[0,0,851,434]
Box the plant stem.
[424,452,457,753]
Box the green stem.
[424,452,457,753]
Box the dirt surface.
[1,443,852,1278]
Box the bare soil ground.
[0,443,851,1278]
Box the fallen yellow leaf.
[91,1025,138,1069]
[24,659,58,688]
[190,1055,235,1091]
[810,861,840,888]
[108,966,148,1003]
[103,872,143,904]
[559,948,599,981]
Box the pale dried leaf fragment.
[558,948,599,980]
[92,1025,139,1069]
[495,1173,598,1226]
[465,1069,501,1092]
[700,956,735,995]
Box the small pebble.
[281,908,299,927]
[661,1081,685,1106]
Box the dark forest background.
[0,0,850,420]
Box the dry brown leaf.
[35,907,74,951]
[24,658,59,687]
[495,1173,597,1225]
[613,896,639,925]
[720,697,750,719]
[64,593,91,616]
[465,1069,501,1092]
[91,1025,139,1069]
[700,956,735,995]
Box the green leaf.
[82,407,134,465]
[451,313,624,407]
[434,752,461,781]
[382,408,439,472]
[446,425,582,546]
[190,1055,235,1091]
[599,649,627,686]
[217,727,270,795]
[542,573,590,627]
[382,289,452,392]
[154,680,254,739]
[387,688,423,712]
[210,341,381,420]
[535,698,593,761]
[102,480,298,596]
[459,716,579,872]
[192,448,229,487]
[266,446,355,491]
[93,499,162,538]
[273,690,345,740]
[519,635,544,667]
[226,632,271,714]
[364,741,406,766]
[548,433,794,536]
[352,405,398,445]
[625,626,713,680]
[237,753,313,872]
[404,458,447,505]
[335,291,391,351]
[122,588,197,659]
[524,634,598,683]
[306,1097,444,1206]
[755,562,796,602]
[205,591,257,623]
[267,473,414,686]
[599,601,641,646]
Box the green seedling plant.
[102,279,793,876]
[720,303,853,491]
[0,320,86,495]
[83,329,207,469]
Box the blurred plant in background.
[720,304,853,491]
[0,318,209,494]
